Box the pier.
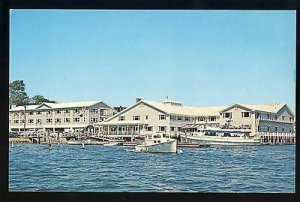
[259,132,295,145]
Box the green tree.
[9,80,30,106]
[30,95,56,104]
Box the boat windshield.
[204,131,217,136]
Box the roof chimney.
[136,97,142,103]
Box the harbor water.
[9,144,295,192]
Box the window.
[267,114,270,119]
[159,126,166,132]
[267,126,270,132]
[290,117,293,122]
[145,115,148,120]
[289,128,292,132]
[36,111,42,115]
[198,117,205,121]
[133,116,140,121]
[119,116,125,121]
[224,113,232,118]
[36,119,42,123]
[64,109,70,114]
[256,112,260,118]
[46,111,51,115]
[185,116,190,121]
[20,120,25,123]
[74,108,80,113]
[274,115,277,120]
[90,118,98,123]
[56,110,61,114]
[55,118,61,123]
[242,112,250,118]
[171,127,175,131]
[258,125,261,132]
[29,112,34,115]
[159,115,166,120]
[282,116,285,121]
[210,116,216,121]
[14,120,19,123]
[147,127,153,131]
[73,118,80,122]
[177,116,183,121]
[282,128,285,132]
[90,109,98,113]
[64,118,70,123]
[275,127,278,132]
[170,115,176,120]
[46,119,52,123]
[28,119,34,123]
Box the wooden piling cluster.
[259,132,296,145]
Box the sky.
[10,10,296,111]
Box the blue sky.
[10,10,296,111]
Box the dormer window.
[133,116,140,121]
[224,113,232,118]
[282,116,285,121]
[159,115,166,120]
[242,112,250,118]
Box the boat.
[103,142,120,146]
[67,139,92,145]
[134,132,177,153]
[122,141,137,146]
[184,128,261,146]
[177,142,210,148]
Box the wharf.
[9,138,31,143]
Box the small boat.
[68,139,92,145]
[184,128,261,146]
[103,142,120,146]
[135,132,177,153]
[122,142,137,146]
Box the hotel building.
[9,100,116,133]
[95,98,295,137]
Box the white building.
[95,99,295,137]
[9,100,116,133]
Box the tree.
[9,80,56,106]
[30,95,56,104]
[9,80,30,106]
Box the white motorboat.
[135,132,177,153]
[67,139,92,145]
[184,128,261,146]
[103,142,120,146]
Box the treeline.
[9,80,56,106]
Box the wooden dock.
[259,132,295,145]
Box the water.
[9,144,295,192]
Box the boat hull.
[185,136,261,146]
[135,140,177,153]
[103,142,120,146]
[68,139,92,145]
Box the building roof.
[9,105,40,111]
[44,101,103,109]
[221,103,287,114]
[9,100,111,111]
[143,100,227,116]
